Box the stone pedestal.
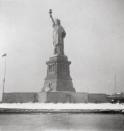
[42,55,75,92]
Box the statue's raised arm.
[49,9,55,26]
[49,9,66,55]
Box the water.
[0,113,123,131]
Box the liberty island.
[1,10,124,104]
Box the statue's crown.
[55,19,60,25]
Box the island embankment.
[0,103,123,114]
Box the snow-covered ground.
[0,103,123,110]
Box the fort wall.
[3,92,108,103]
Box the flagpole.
[1,53,7,102]
[114,73,116,94]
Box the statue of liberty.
[49,9,66,55]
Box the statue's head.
[55,19,61,25]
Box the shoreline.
[0,108,123,114]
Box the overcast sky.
[0,0,124,94]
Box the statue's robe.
[53,24,66,55]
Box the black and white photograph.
[0,0,124,131]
